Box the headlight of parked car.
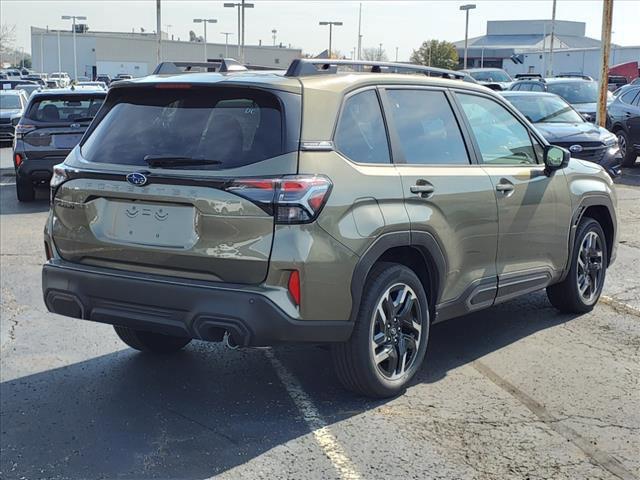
[11,117,20,126]
[603,135,618,147]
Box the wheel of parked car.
[113,325,191,353]
[547,217,608,313]
[332,262,430,398]
[616,129,637,167]
[15,180,35,202]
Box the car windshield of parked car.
[0,94,22,110]
[506,95,584,124]
[547,81,599,104]
[27,95,105,121]
[81,87,287,169]
[470,70,512,82]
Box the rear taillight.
[226,174,332,224]
[14,153,22,168]
[50,164,69,202]
[15,124,36,139]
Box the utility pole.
[395,46,399,62]
[272,29,277,46]
[460,4,476,69]
[548,0,557,76]
[221,32,234,57]
[193,18,217,62]
[357,2,362,60]
[319,21,343,59]
[597,0,614,127]
[57,30,61,72]
[156,0,161,63]
[225,2,254,62]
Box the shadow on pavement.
[0,291,579,479]
[0,184,49,215]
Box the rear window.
[0,94,22,110]
[81,87,295,169]
[27,95,105,122]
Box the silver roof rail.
[284,59,467,80]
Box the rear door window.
[334,90,390,164]
[27,95,105,122]
[385,89,470,165]
[81,87,294,169]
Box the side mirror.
[544,145,570,175]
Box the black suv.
[607,85,640,166]
[13,88,106,201]
[510,78,612,123]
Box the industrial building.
[454,20,640,79]
[30,26,302,78]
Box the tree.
[0,24,16,64]
[362,47,388,62]
[410,40,458,70]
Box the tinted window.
[529,83,545,92]
[547,81,598,104]
[27,95,105,122]
[620,90,639,105]
[519,83,532,91]
[335,90,390,164]
[505,94,584,124]
[82,87,290,169]
[386,89,469,165]
[0,94,22,110]
[458,93,540,165]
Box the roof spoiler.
[152,59,251,75]
[284,59,467,80]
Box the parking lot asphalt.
[0,147,638,480]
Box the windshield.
[27,95,105,122]
[470,70,512,82]
[506,95,584,124]
[547,81,598,104]
[81,87,291,169]
[0,95,22,110]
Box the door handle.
[410,184,435,194]
[496,183,515,193]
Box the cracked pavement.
[1,154,639,479]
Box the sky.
[2,0,639,60]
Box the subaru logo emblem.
[70,123,81,129]
[569,144,583,153]
[126,172,148,186]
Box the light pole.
[61,15,86,79]
[272,29,277,46]
[224,1,254,63]
[221,32,234,57]
[459,4,476,69]
[57,30,61,72]
[357,2,362,60]
[319,21,343,59]
[395,46,399,62]
[193,18,217,62]
[378,43,383,59]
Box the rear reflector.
[44,241,53,261]
[288,270,301,306]
[14,153,22,168]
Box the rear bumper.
[42,260,353,346]
[15,155,62,185]
[0,124,15,141]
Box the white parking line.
[264,349,361,480]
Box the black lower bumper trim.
[42,261,353,346]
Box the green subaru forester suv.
[43,59,617,398]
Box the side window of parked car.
[385,89,470,165]
[620,90,639,105]
[335,90,391,164]
[457,93,542,165]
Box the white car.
[49,72,71,87]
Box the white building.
[454,20,640,80]
[30,26,302,78]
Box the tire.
[332,262,430,398]
[616,129,637,167]
[547,217,608,314]
[114,325,191,353]
[16,180,35,202]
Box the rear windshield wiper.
[70,117,96,123]
[143,155,223,168]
